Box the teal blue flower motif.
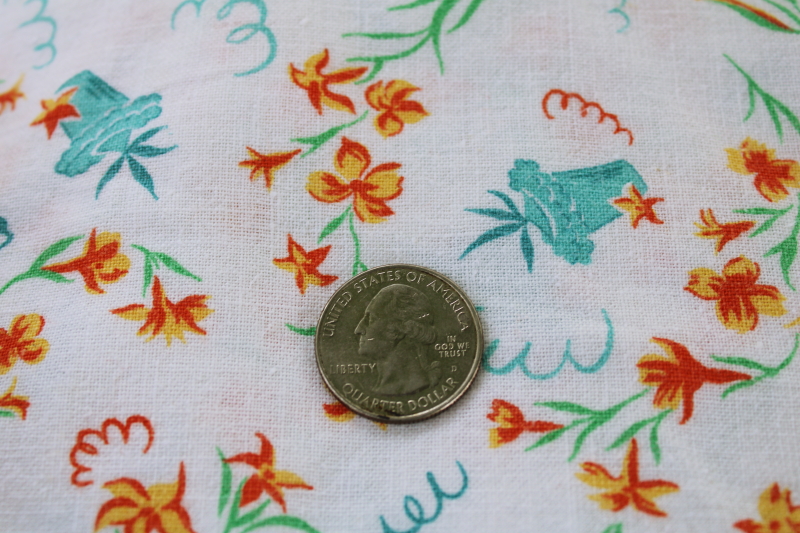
[52,71,176,199]
[461,159,648,269]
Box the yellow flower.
[685,256,786,333]
[365,80,428,137]
[727,138,800,202]
[95,463,196,533]
[735,483,800,533]
[43,228,130,294]
[0,314,49,375]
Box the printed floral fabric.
[2,1,800,532]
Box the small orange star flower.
[111,276,212,346]
[613,184,664,228]
[685,256,786,333]
[0,378,30,420]
[239,147,301,190]
[365,80,429,138]
[727,138,800,202]
[289,49,367,114]
[486,399,563,448]
[273,234,338,294]
[735,483,800,533]
[225,433,313,512]
[637,338,751,424]
[694,208,755,254]
[0,75,25,115]
[0,314,49,375]
[30,86,80,139]
[42,228,130,294]
[577,439,679,517]
[95,463,196,533]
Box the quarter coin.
[316,264,483,423]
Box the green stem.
[716,333,800,397]
[348,209,367,275]
[0,272,30,297]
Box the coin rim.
[315,264,483,424]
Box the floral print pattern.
[727,138,800,202]
[43,229,130,294]
[289,49,367,115]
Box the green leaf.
[341,30,428,39]
[127,156,158,200]
[487,190,522,216]
[750,210,792,238]
[459,223,524,259]
[388,0,438,10]
[569,420,602,461]
[525,425,572,451]
[0,410,16,418]
[31,235,84,269]
[241,515,321,533]
[154,253,202,281]
[465,208,524,222]
[32,269,73,283]
[535,401,596,415]
[234,499,271,527]
[650,413,668,465]
[765,235,797,290]
[292,112,368,157]
[286,324,316,336]
[710,355,769,371]
[448,0,487,33]
[131,127,166,147]
[607,418,655,451]
[733,207,791,215]
[142,256,154,297]
[96,156,126,199]
[721,377,760,398]
[602,525,623,533]
[130,144,176,158]
[520,226,534,273]
[319,208,351,243]
[217,448,232,516]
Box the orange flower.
[273,235,338,294]
[289,49,367,115]
[487,399,564,448]
[240,147,301,190]
[307,137,403,223]
[225,433,312,512]
[728,138,800,202]
[42,228,130,294]
[685,256,787,333]
[30,86,80,139]
[0,378,30,420]
[576,439,679,517]
[365,80,429,138]
[323,401,387,430]
[694,208,755,253]
[95,463,196,533]
[0,314,49,375]
[111,276,212,346]
[735,483,800,533]
[637,338,751,424]
[0,75,24,115]
[612,184,664,228]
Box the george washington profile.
[354,284,441,396]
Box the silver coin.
[315,264,483,423]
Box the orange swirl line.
[542,89,634,145]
